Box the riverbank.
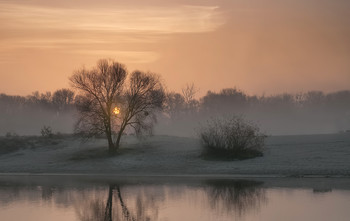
[0,133,349,176]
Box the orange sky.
[0,0,349,96]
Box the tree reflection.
[205,180,267,216]
[75,184,159,221]
[104,185,113,221]
[0,178,267,220]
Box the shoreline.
[0,173,350,191]
[0,172,349,178]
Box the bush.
[199,116,266,160]
[41,125,53,138]
[5,132,18,138]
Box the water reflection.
[72,180,266,221]
[206,180,267,216]
[313,188,332,193]
[0,176,349,221]
[75,184,160,221]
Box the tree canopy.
[70,59,165,153]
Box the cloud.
[0,2,224,64]
[0,3,224,34]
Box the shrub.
[41,125,53,138]
[199,116,266,160]
[5,132,18,138]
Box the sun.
[113,107,120,115]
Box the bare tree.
[164,92,186,119]
[181,83,198,104]
[115,70,165,147]
[181,83,199,114]
[70,59,127,153]
[70,59,165,153]
[52,88,75,110]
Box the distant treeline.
[1,89,76,112]
[1,88,350,136]
[160,88,350,136]
[0,89,76,135]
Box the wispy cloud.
[0,2,224,63]
[0,3,224,33]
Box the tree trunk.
[105,117,117,154]
[106,130,116,154]
[114,122,127,152]
[115,130,123,151]
[108,137,115,154]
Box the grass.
[201,147,263,161]
[68,145,143,161]
[0,134,73,155]
[69,148,109,161]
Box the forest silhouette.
[1,88,349,136]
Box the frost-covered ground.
[0,133,349,177]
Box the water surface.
[0,176,349,221]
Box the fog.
[155,88,350,136]
[0,90,76,136]
[1,88,349,136]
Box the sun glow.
[113,107,120,115]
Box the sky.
[0,0,349,96]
